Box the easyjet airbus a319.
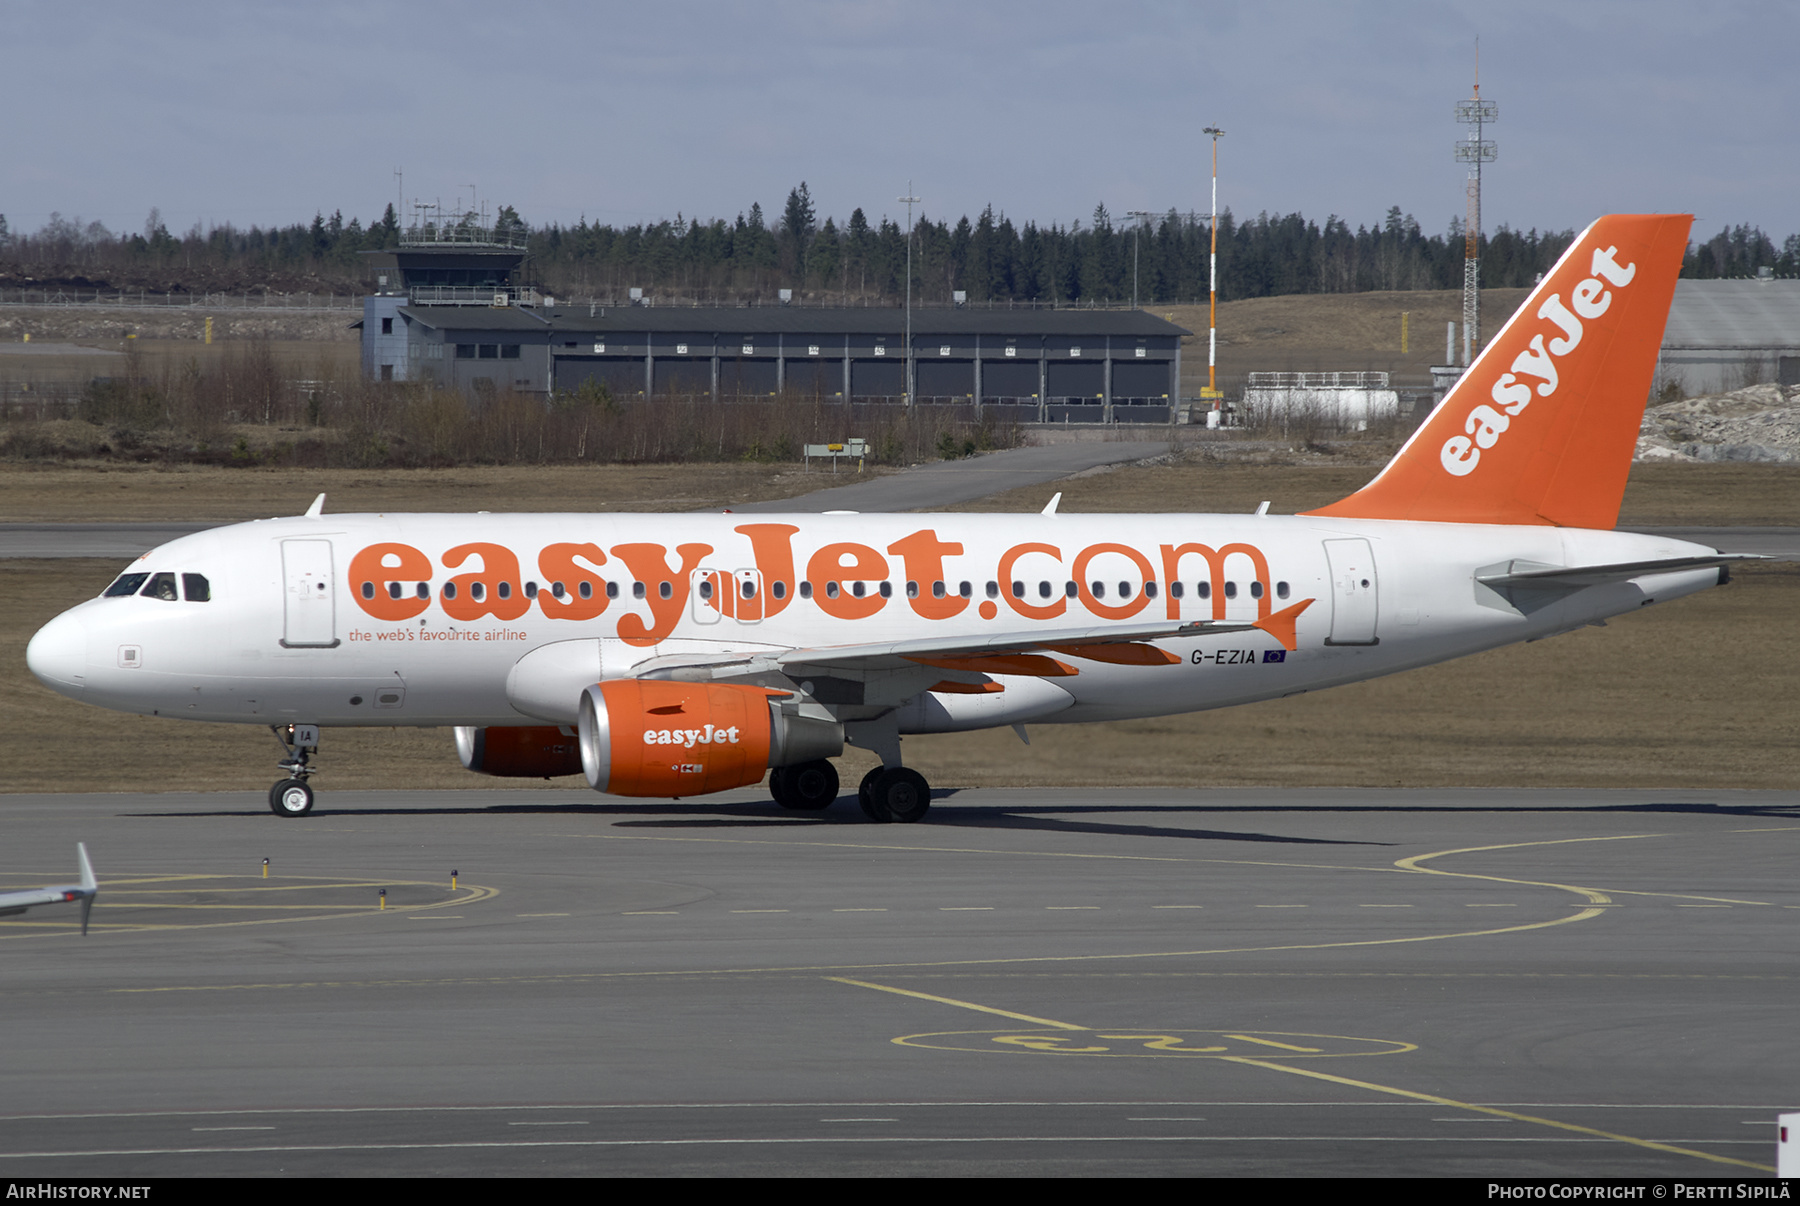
[27,214,1747,821]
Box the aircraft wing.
[0,844,98,936]
[775,617,1254,670]
[625,617,1255,678]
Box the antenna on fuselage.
[304,494,326,518]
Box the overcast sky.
[5,0,1793,243]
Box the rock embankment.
[1636,383,1800,464]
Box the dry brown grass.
[0,462,868,522]
[7,458,1799,526]
[1164,288,1533,392]
[950,457,1800,527]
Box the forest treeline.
[3,188,1795,304]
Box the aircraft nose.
[26,609,89,694]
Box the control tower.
[360,202,536,383]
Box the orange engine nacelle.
[577,679,842,798]
[455,726,584,778]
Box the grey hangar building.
[360,237,1190,423]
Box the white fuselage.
[26,511,1721,734]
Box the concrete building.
[399,305,1188,423]
[357,218,1190,422]
[1660,277,1800,394]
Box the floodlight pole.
[1125,211,1153,308]
[898,183,921,406]
[1203,127,1225,405]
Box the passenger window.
[1250,581,1264,599]
[103,573,150,598]
[361,581,376,600]
[416,583,430,599]
[851,581,865,598]
[1038,581,1052,599]
[1011,581,1024,598]
[906,581,920,599]
[772,581,788,600]
[633,582,646,599]
[1277,581,1290,599]
[385,582,400,599]
[825,581,840,599]
[1224,581,1238,599]
[552,582,566,598]
[799,581,812,599]
[878,581,891,598]
[1064,581,1077,597]
[578,581,592,600]
[524,581,538,599]
[1090,581,1105,599]
[959,581,972,598]
[986,581,999,599]
[606,582,619,599]
[658,582,672,600]
[698,579,714,600]
[141,572,179,601]
[1145,581,1158,599]
[1196,581,1211,599]
[182,573,211,602]
[1170,581,1184,599]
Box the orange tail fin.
[1303,213,1691,529]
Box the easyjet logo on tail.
[1440,244,1638,478]
[1303,213,1691,529]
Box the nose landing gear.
[269,724,320,817]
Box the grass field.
[4,456,1797,796]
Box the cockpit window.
[141,572,180,601]
[102,573,150,598]
[182,573,211,602]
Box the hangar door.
[555,356,645,398]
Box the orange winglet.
[1303,214,1691,529]
[910,654,1079,677]
[1043,642,1181,666]
[1252,597,1314,651]
[928,680,1006,695]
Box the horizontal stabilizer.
[1476,554,1764,590]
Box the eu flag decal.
[1262,649,1286,663]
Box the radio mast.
[1454,46,1497,365]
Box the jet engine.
[454,725,584,778]
[577,679,843,797]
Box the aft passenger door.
[280,539,340,648]
[1322,538,1379,646]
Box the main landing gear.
[767,759,932,822]
[269,724,320,817]
[770,759,840,811]
[858,765,931,824]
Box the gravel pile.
[1635,383,1800,463]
